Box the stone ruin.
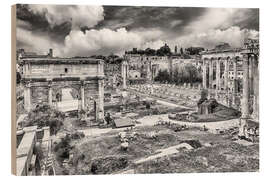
[197,89,218,115]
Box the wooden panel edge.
[11,4,17,176]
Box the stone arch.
[51,83,81,102]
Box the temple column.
[98,79,104,122]
[202,59,207,89]
[209,59,213,89]
[24,82,31,112]
[81,81,85,110]
[232,58,238,106]
[224,59,229,91]
[121,60,127,89]
[241,54,250,119]
[216,59,221,90]
[249,55,254,95]
[252,55,259,121]
[48,82,52,106]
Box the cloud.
[17,27,63,55]
[172,26,259,49]
[16,5,259,57]
[63,28,168,56]
[28,4,104,29]
[184,8,259,34]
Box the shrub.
[25,105,65,135]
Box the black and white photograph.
[12,3,260,176]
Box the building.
[201,39,259,125]
[19,49,105,122]
[124,47,202,83]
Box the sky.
[16,4,259,57]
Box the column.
[202,59,207,89]
[216,59,220,90]
[48,83,52,106]
[232,58,238,105]
[252,55,259,121]
[81,81,85,110]
[121,60,127,89]
[209,59,213,89]
[224,59,229,91]
[241,54,250,119]
[249,55,254,95]
[224,58,229,105]
[24,82,31,112]
[98,79,104,122]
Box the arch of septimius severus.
[201,39,259,125]
[20,56,105,122]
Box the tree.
[171,64,202,84]
[144,48,156,56]
[154,69,170,83]
[186,47,205,55]
[180,47,184,54]
[156,43,172,56]
[25,105,65,135]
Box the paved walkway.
[136,114,239,134]
[78,112,239,137]
[134,143,193,164]
[57,100,79,112]
[57,88,79,112]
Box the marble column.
[48,82,52,106]
[224,59,229,91]
[202,59,207,89]
[216,59,221,90]
[252,55,259,121]
[232,58,238,105]
[241,54,250,119]
[209,59,213,89]
[98,79,104,122]
[121,61,127,89]
[249,55,254,95]
[24,82,31,112]
[81,81,85,110]
[224,58,229,105]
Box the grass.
[53,125,258,175]
[190,104,241,122]
[134,142,259,173]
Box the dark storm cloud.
[16,4,72,43]
[16,4,259,57]
[234,8,259,31]
[96,6,207,33]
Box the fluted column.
[209,59,213,89]
[81,81,85,110]
[203,59,207,89]
[216,59,220,90]
[224,58,229,91]
[252,55,259,121]
[241,54,250,119]
[98,79,104,122]
[249,55,254,95]
[48,82,52,106]
[224,58,229,105]
[232,58,238,105]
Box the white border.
[1,0,270,179]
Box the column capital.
[242,53,250,61]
